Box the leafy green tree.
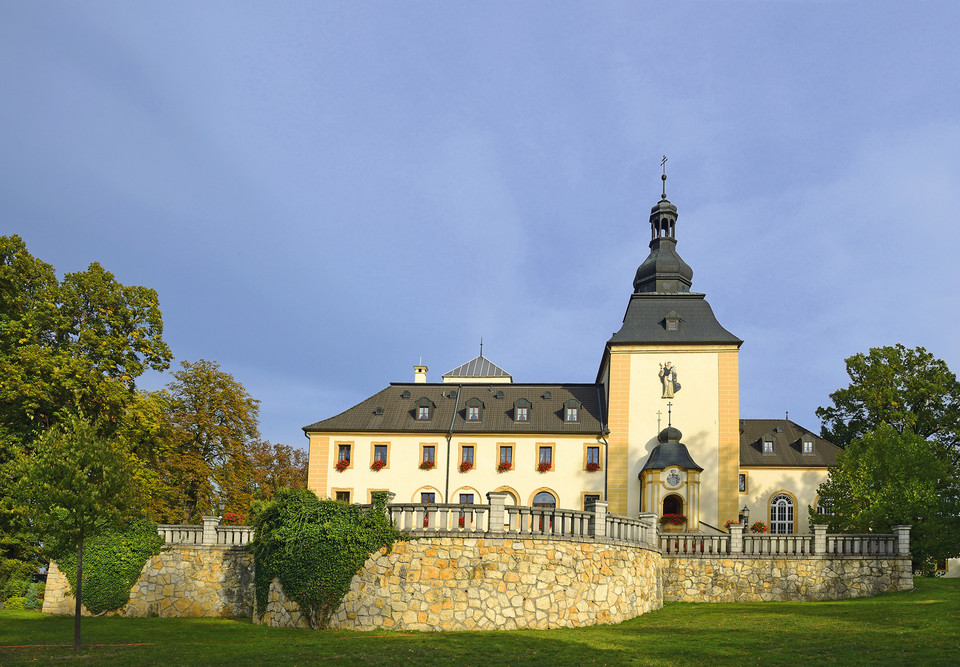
[816,344,960,462]
[0,236,171,587]
[0,235,173,453]
[813,423,960,575]
[161,360,260,523]
[12,415,142,650]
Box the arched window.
[532,491,556,508]
[770,493,795,534]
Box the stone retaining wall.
[256,536,663,631]
[663,556,914,602]
[42,546,254,618]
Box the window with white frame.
[763,440,774,454]
[770,493,794,534]
[803,439,814,455]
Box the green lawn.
[2,578,957,666]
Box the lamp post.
[740,505,750,528]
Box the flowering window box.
[419,460,436,470]
[458,461,473,473]
[335,459,350,472]
[497,461,512,473]
[536,461,552,473]
[585,461,600,473]
[370,459,386,472]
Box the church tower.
[597,165,742,529]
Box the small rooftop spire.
[660,155,668,200]
[479,337,483,358]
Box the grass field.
[1,578,957,666]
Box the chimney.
[414,365,428,383]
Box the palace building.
[304,181,839,534]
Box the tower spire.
[661,155,668,200]
[631,158,693,294]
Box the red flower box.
[335,459,350,472]
[751,521,769,534]
[497,461,512,473]
[536,461,552,473]
[585,461,600,473]
[419,460,436,470]
[370,459,386,471]
[458,461,473,473]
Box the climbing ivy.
[55,519,164,615]
[249,488,406,629]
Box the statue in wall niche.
[659,362,681,398]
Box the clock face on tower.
[665,468,682,488]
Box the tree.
[813,423,960,575]
[816,344,960,462]
[250,441,308,503]
[160,360,260,523]
[0,235,173,453]
[0,235,171,598]
[12,415,142,650]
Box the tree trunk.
[74,540,82,651]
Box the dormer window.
[465,397,483,422]
[763,440,774,454]
[514,398,532,422]
[664,310,681,331]
[563,399,582,423]
[416,397,435,421]
[802,439,814,455]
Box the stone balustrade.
[381,492,657,548]
[659,523,910,557]
[157,518,254,547]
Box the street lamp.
[740,505,750,527]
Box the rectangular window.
[374,444,388,462]
[422,445,435,464]
[335,490,350,502]
[803,440,814,455]
[583,494,601,511]
[421,492,435,503]
[763,440,774,454]
[467,405,480,421]
[499,446,513,464]
[516,406,528,422]
[738,473,748,493]
[459,493,474,504]
[538,446,552,464]
[566,407,579,422]
[338,443,351,462]
[461,445,474,464]
[587,446,600,465]
[418,406,430,420]
[666,320,678,330]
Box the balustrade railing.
[155,505,910,560]
[158,524,204,545]
[659,524,910,558]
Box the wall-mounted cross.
[666,401,673,427]
[656,410,662,431]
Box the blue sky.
[3,2,959,447]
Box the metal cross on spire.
[666,401,673,427]
[656,410,662,432]
[661,155,668,200]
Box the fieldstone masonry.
[663,556,913,602]
[256,536,663,631]
[43,546,253,618]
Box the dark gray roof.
[442,356,512,380]
[608,293,742,346]
[303,383,604,435]
[740,419,839,467]
[640,426,704,473]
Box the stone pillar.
[486,492,508,533]
[813,524,827,554]
[729,522,744,554]
[201,515,221,546]
[638,512,659,547]
[893,525,912,556]
[589,501,608,539]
